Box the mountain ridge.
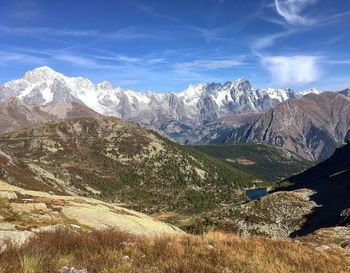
[200,91,350,160]
[1,66,299,141]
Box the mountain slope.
[0,96,99,134]
[204,92,350,161]
[0,116,256,215]
[1,66,297,142]
[0,97,54,134]
[189,143,313,182]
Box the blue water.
[246,188,268,200]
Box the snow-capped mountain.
[0,66,297,141]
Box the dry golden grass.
[0,229,349,273]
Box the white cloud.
[262,55,321,84]
[275,0,319,26]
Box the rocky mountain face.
[0,66,296,142]
[203,92,350,161]
[0,116,256,215]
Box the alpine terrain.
[0,115,256,216]
[2,67,349,162]
[1,0,350,272]
[0,66,297,142]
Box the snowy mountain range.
[0,66,304,141]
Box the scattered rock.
[315,245,330,251]
[0,222,16,231]
[207,244,214,249]
[0,230,33,249]
[340,241,350,249]
[58,266,87,273]
[10,202,49,213]
[122,255,130,260]
[0,191,17,200]
[120,241,137,247]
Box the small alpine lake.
[245,188,268,201]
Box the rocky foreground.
[0,180,180,248]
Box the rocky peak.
[97,81,114,90]
[340,88,350,98]
[224,78,252,91]
[179,83,207,98]
[3,96,23,105]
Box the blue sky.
[0,0,349,92]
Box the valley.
[189,142,313,182]
[0,67,349,273]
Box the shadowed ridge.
[279,143,350,236]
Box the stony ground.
[209,189,319,237]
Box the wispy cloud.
[53,54,97,67]
[262,55,321,84]
[174,58,244,72]
[0,25,159,41]
[273,0,350,28]
[0,26,99,37]
[0,50,45,67]
[185,26,234,42]
[0,46,167,72]
[252,29,295,52]
[112,55,141,63]
[252,0,350,86]
[3,0,40,20]
[274,0,319,26]
[327,59,350,65]
[131,1,179,22]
